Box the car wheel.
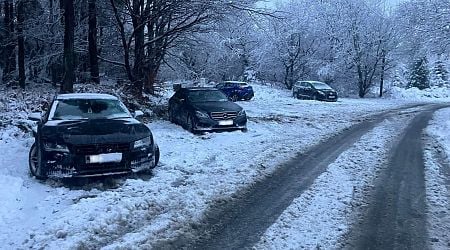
[312,94,318,101]
[154,145,160,167]
[187,115,197,133]
[231,94,239,102]
[168,107,175,123]
[296,93,301,99]
[29,143,46,180]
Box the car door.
[222,83,234,97]
[169,90,185,123]
[298,82,308,97]
[304,82,314,98]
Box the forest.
[0,0,449,98]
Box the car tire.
[168,107,175,123]
[187,115,197,133]
[231,94,239,102]
[296,93,301,99]
[154,145,160,167]
[312,94,318,101]
[29,143,47,180]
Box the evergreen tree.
[409,57,430,90]
[432,60,448,87]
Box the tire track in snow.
[345,105,450,249]
[153,104,437,249]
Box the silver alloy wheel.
[231,94,239,102]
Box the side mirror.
[28,112,42,122]
[134,110,144,118]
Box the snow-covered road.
[0,84,448,249]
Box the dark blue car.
[215,81,254,102]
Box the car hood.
[191,101,243,113]
[41,118,151,145]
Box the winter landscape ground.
[1,83,450,249]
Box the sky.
[257,0,407,9]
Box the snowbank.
[388,86,450,101]
[423,108,450,248]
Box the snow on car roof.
[56,93,118,100]
[224,81,247,84]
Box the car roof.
[182,87,219,91]
[298,81,326,84]
[223,81,247,84]
[56,93,118,100]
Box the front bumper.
[42,143,157,178]
[194,115,247,132]
[317,93,338,102]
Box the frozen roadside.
[0,84,423,249]
[423,108,450,248]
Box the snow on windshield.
[49,99,131,120]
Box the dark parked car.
[28,93,159,179]
[292,81,338,102]
[168,87,247,133]
[215,81,254,101]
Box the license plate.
[218,120,234,126]
[86,153,122,164]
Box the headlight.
[44,142,69,152]
[195,111,209,119]
[238,109,246,116]
[317,91,325,95]
[134,136,152,149]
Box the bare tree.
[61,0,75,93]
[88,0,99,83]
[17,0,25,89]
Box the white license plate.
[86,153,122,164]
[218,120,234,126]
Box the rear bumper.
[42,144,157,178]
[240,91,254,100]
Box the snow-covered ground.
[424,108,450,248]
[255,116,414,249]
[0,83,440,249]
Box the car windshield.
[49,99,131,120]
[312,82,332,90]
[187,90,229,102]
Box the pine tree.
[432,60,448,87]
[409,57,430,90]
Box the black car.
[292,81,338,102]
[168,87,247,133]
[215,81,254,101]
[28,93,159,179]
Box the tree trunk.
[131,0,145,95]
[61,0,75,93]
[88,0,99,84]
[17,0,25,89]
[2,0,16,82]
[379,51,386,97]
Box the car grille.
[72,143,131,155]
[210,111,238,121]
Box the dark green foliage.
[409,57,430,90]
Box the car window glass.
[312,82,333,90]
[187,90,229,102]
[50,99,131,120]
